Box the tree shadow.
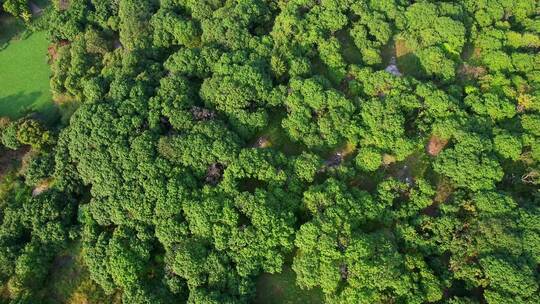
[0,12,26,45]
[397,52,425,78]
[0,91,43,118]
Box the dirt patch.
[255,267,324,304]
[191,106,216,121]
[238,177,267,193]
[0,146,30,178]
[340,142,356,157]
[458,63,486,80]
[395,39,413,58]
[48,40,70,63]
[252,136,271,148]
[319,143,356,172]
[427,136,449,156]
[461,44,482,62]
[349,175,378,193]
[53,93,77,105]
[46,254,78,303]
[423,178,454,216]
[32,179,51,196]
[53,254,75,269]
[0,282,11,301]
[422,203,439,217]
[58,0,70,10]
[205,163,224,185]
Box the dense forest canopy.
[0,0,539,303]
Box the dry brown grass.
[340,142,356,158]
[382,154,397,166]
[395,39,413,58]
[434,178,454,203]
[427,136,449,156]
[32,178,52,196]
[0,282,11,302]
[458,63,487,80]
[53,92,77,105]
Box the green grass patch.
[0,29,57,122]
[36,242,120,304]
[253,112,307,156]
[254,267,324,304]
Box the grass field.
[0,19,56,122]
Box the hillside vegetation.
[0,1,539,303]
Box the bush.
[356,147,382,171]
[1,121,21,150]
[23,152,54,186]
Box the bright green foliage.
[0,185,77,300]
[183,187,295,276]
[118,0,155,50]
[157,121,241,175]
[434,132,504,191]
[293,152,322,182]
[200,54,280,136]
[355,147,381,171]
[349,1,393,65]
[396,1,465,80]
[464,93,516,121]
[151,9,200,48]
[293,179,444,303]
[481,256,539,303]
[416,46,456,81]
[407,190,540,304]
[522,114,540,136]
[493,132,522,160]
[16,119,52,150]
[282,77,354,148]
[1,120,21,150]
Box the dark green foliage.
[0,183,77,299]
[22,152,54,186]
[1,120,21,150]
[16,119,52,150]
